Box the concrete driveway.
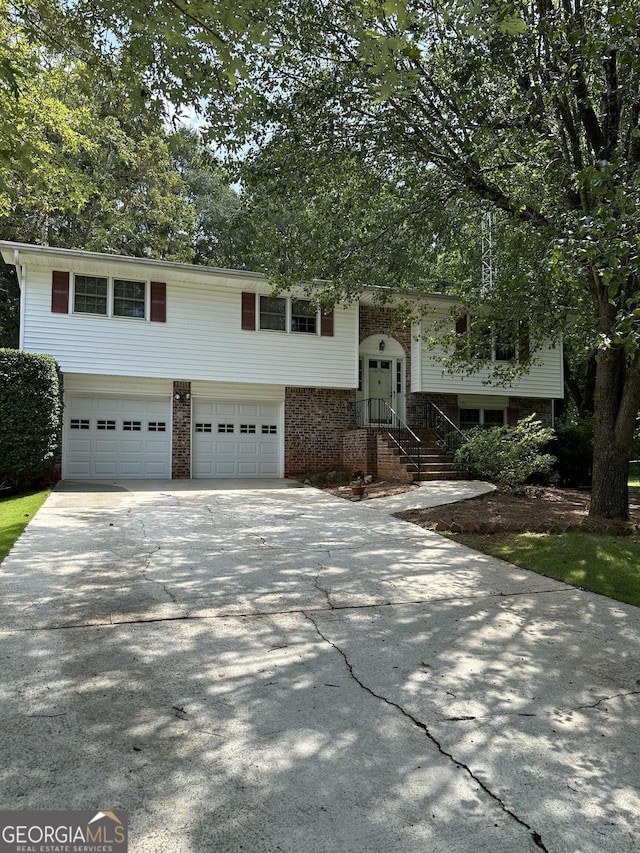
[1,480,639,853]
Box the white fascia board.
[0,240,267,292]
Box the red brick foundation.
[285,387,356,477]
[342,429,378,477]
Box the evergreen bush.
[0,349,63,490]
[455,415,556,489]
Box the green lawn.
[0,488,51,563]
[457,530,640,607]
[630,462,640,487]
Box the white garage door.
[192,400,282,478]
[64,394,171,479]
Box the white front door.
[367,359,393,422]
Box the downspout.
[13,248,26,350]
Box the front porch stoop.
[377,431,469,482]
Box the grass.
[630,462,640,487]
[0,488,51,563]
[457,530,640,608]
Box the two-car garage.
[63,386,284,480]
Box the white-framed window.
[73,275,148,320]
[457,315,526,363]
[113,279,146,319]
[74,275,108,315]
[291,298,317,333]
[259,296,286,331]
[258,295,320,334]
[460,408,506,429]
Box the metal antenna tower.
[481,210,496,296]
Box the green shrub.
[455,415,556,489]
[549,417,593,487]
[0,349,63,490]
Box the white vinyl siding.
[412,304,564,399]
[18,263,358,389]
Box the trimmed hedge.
[0,349,63,489]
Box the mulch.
[394,486,640,536]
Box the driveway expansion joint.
[302,609,549,853]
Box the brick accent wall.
[507,397,554,427]
[172,380,191,478]
[285,387,356,477]
[407,392,460,428]
[408,391,554,429]
[376,434,413,482]
[342,429,378,477]
[359,305,412,389]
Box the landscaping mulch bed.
[395,486,640,536]
[322,479,419,500]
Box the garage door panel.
[95,439,118,452]
[193,399,282,479]
[94,462,119,476]
[64,394,171,480]
[215,462,236,476]
[216,441,238,455]
[68,438,92,453]
[67,461,91,476]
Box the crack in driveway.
[137,546,189,616]
[313,565,336,610]
[303,609,549,852]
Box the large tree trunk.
[589,346,640,520]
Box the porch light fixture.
[174,392,191,402]
[379,339,385,351]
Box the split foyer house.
[0,241,564,481]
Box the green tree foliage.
[5,0,640,519]
[0,349,62,489]
[0,17,196,260]
[218,0,640,520]
[170,129,255,269]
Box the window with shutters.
[68,275,165,322]
[246,293,332,336]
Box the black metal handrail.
[422,400,468,456]
[354,398,422,476]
